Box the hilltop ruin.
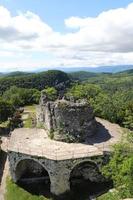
[37,92,97,142]
[8,91,122,197]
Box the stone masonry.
[8,150,106,195]
[8,120,122,196]
[37,93,97,142]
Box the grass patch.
[5,177,50,200]
[24,105,36,113]
[24,116,33,128]
[23,105,36,128]
[97,190,121,200]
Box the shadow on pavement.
[87,122,112,145]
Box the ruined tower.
[37,92,97,143]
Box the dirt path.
[0,158,9,200]
[0,137,9,200]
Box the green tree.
[66,83,102,100]
[102,143,133,199]
[3,86,41,107]
[66,82,133,130]
[42,87,57,101]
[123,102,133,130]
[0,98,14,122]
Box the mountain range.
[0,65,133,76]
[35,65,133,73]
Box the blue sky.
[0,0,133,72]
[1,0,133,31]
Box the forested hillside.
[0,69,132,130]
[3,71,34,78]
[67,69,133,130]
[68,71,99,81]
[0,70,70,123]
[0,70,70,94]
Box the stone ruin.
[37,92,97,143]
[9,89,121,197]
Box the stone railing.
[8,142,113,161]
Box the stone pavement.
[8,118,123,161]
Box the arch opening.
[69,161,112,199]
[15,159,51,197]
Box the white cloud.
[0,3,133,71]
[64,3,133,53]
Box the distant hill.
[4,71,34,77]
[85,65,133,73]
[117,69,133,75]
[66,65,133,73]
[0,70,70,94]
[0,65,133,74]
[68,71,99,81]
[35,65,133,73]
[68,68,133,82]
[0,68,132,83]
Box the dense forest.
[67,69,133,130]
[0,69,133,130]
[0,70,70,123]
[0,70,70,94]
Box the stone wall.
[8,151,108,196]
[37,97,97,142]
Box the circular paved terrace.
[8,118,123,161]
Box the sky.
[0,0,133,72]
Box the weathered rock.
[37,96,97,142]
